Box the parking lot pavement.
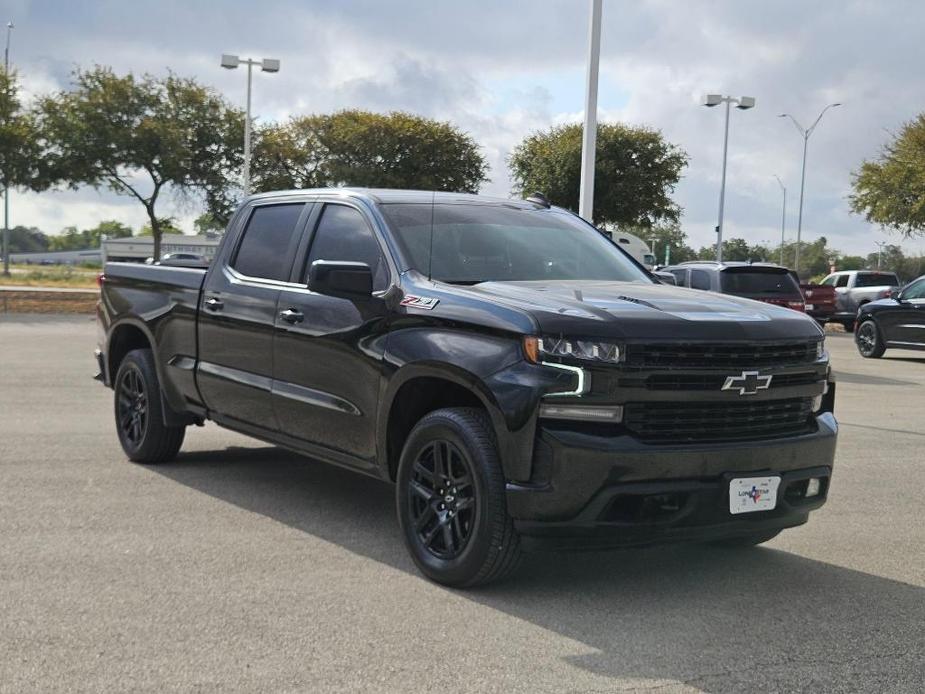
[1,315,922,693]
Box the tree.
[193,212,225,235]
[0,68,41,191]
[695,238,774,263]
[508,122,688,227]
[37,67,244,260]
[624,223,697,265]
[252,110,489,194]
[46,220,133,251]
[850,114,925,238]
[7,226,49,253]
[137,218,182,237]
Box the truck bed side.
[99,262,208,418]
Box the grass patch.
[0,264,99,289]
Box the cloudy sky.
[5,0,925,256]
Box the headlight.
[817,339,825,359]
[523,336,623,364]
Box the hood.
[465,280,823,341]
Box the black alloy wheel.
[117,364,148,447]
[408,439,477,560]
[856,319,886,358]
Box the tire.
[113,348,186,463]
[711,529,781,548]
[856,319,886,358]
[396,407,521,587]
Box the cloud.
[4,0,925,256]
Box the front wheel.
[856,319,886,358]
[396,408,521,587]
[114,349,186,463]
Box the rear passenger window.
[670,269,688,286]
[690,269,711,290]
[306,204,388,290]
[232,204,304,281]
[835,275,849,288]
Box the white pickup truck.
[819,270,901,329]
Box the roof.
[247,187,541,208]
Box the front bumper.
[506,412,837,550]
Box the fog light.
[805,478,821,498]
[812,394,823,411]
[539,404,623,422]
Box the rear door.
[271,200,392,465]
[197,200,311,430]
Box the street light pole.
[221,54,280,197]
[702,94,756,262]
[578,0,602,223]
[774,175,786,266]
[874,241,887,270]
[3,20,13,277]
[778,103,841,274]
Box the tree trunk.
[148,208,162,262]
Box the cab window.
[232,204,305,281]
[305,204,388,291]
[835,275,850,288]
[690,269,712,290]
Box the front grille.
[623,397,815,444]
[645,372,820,391]
[625,342,818,369]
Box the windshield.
[720,267,803,299]
[855,273,899,288]
[380,202,651,284]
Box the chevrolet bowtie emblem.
[722,370,773,396]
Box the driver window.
[835,275,850,288]
[820,275,836,286]
[904,279,925,300]
[305,204,388,291]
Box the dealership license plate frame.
[728,475,781,514]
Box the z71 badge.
[400,294,439,310]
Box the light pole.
[874,241,887,270]
[773,175,786,266]
[221,54,280,197]
[702,94,756,262]
[3,20,13,277]
[578,0,602,222]
[778,103,841,274]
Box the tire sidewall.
[856,319,883,358]
[396,413,500,586]
[114,353,153,458]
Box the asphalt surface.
[1,315,923,693]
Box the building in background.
[102,233,222,263]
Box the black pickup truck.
[96,189,837,586]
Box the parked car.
[818,270,901,330]
[854,274,925,357]
[664,261,806,312]
[159,252,210,268]
[798,279,837,324]
[96,189,836,587]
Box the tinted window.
[669,269,688,286]
[855,272,900,288]
[720,268,802,299]
[903,278,925,300]
[306,204,388,290]
[381,203,651,284]
[835,275,850,288]
[232,204,304,280]
[690,269,712,290]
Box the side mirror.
[653,271,677,286]
[308,260,373,298]
[890,288,901,301]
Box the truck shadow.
[154,445,924,692]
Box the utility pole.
[875,241,887,270]
[3,20,13,277]
[578,0,602,223]
[774,175,786,266]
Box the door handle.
[205,297,224,311]
[279,308,304,324]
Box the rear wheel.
[396,408,521,587]
[711,529,781,548]
[856,319,886,358]
[114,349,185,463]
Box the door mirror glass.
[308,260,373,298]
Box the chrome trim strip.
[897,324,925,330]
[272,380,362,416]
[167,355,196,371]
[198,361,273,392]
[887,340,925,347]
[541,361,588,396]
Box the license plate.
[729,476,780,514]
[805,304,815,311]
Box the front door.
[888,278,925,346]
[197,201,310,430]
[272,202,392,465]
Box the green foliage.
[36,67,244,259]
[47,220,133,251]
[252,110,489,194]
[850,114,925,238]
[7,226,50,253]
[137,218,182,237]
[837,255,867,271]
[623,223,697,265]
[193,212,225,234]
[0,68,43,192]
[508,122,688,227]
